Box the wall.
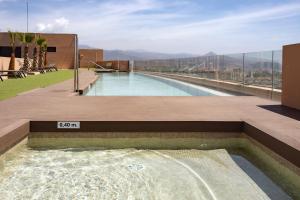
[0,57,23,70]
[79,49,103,68]
[282,43,300,110]
[0,32,77,69]
[0,57,24,80]
[97,60,130,72]
[41,33,76,69]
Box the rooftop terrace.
[0,70,299,164]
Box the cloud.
[68,1,300,53]
[1,0,300,53]
[121,3,300,39]
[36,17,69,32]
[0,0,16,2]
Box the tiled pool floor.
[0,147,291,200]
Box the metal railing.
[134,50,282,90]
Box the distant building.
[79,49,104,68]
[0,32,78,69]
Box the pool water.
[0,148,291,200]
[85,72,231,96]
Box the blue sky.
[0,0,300,54]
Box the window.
[47,47,56,52]
[0,46,22,58]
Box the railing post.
[242,53,245,85]
[271,51,275,99]
[216,55,219,80]
[76,35,79,92]
[74,35,77,92]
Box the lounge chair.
[106,62,113,69]
[43,64,58,72]
[0,74,3,81]
[27,61,46,74]
[34,64,58,73]
[89,61,114,73]
[17,62,34,76]
[0,70,25,79]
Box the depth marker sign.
[57,122,80,129]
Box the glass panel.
[133,50,282,90]
[244,51,273,88]
[218,53,243,83]
[273,50,282,90]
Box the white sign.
[57,122,80,129]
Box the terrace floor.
[0,70,299,153]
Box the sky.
[0,0,300,54]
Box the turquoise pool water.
[85,73,231,96]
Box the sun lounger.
[89,61,115,73]
[38,64,58,73]
[18,67,29,77]
[47,64,58,71]
[35,68,46,74]
[0,70,25,79]
[94,68,115,73]
[106,62,113,69]
[26,61,46,74]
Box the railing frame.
[133,50,281,95]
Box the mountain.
[79,44,94,49]
[203,51,217,56]
[79,44,215,60]
[103,50,198,60]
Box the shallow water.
[0,149,290,200]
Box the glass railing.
[133,50,282,90]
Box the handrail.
[89,61,106,70]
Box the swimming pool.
[85,72,231,96]
[0,144,292,200]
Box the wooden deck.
[0,70,299,166]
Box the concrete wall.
[282,43,300,110]
[79,49,103,68]
[0,32,77,69]
[97,60,130,72]
[0,57,26,80]
[0,57,23,70]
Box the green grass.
[0,70,74,101]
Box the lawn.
[0,70,74,100]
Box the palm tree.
[32,34,38,71]
[36,36,46,69]
[8,31,17,71]
[18,32,35,71]
[43,42,48,67]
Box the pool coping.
[0,119,30,155]
[0,120,297,168]
[78,73,99,95]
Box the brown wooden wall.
[79,49,103,68]
[96,60,130,72]
[282,43,300,110]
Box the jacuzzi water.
[85,72,231,96]
[0,148,291,200]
